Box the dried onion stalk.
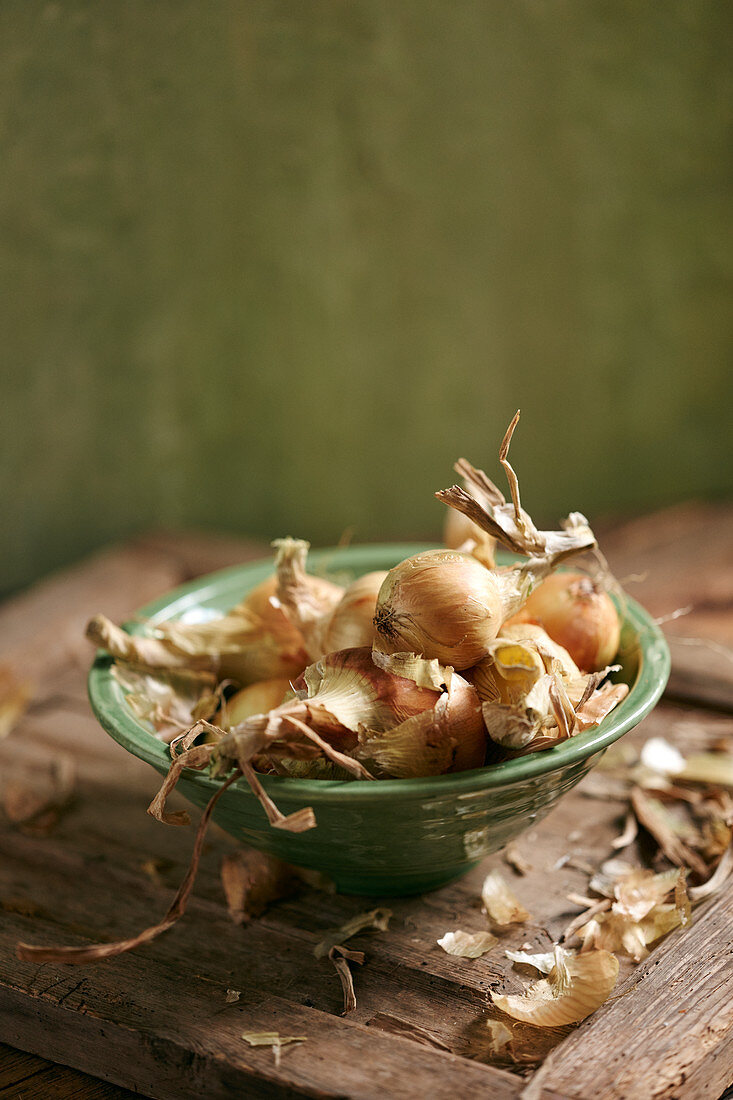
[314,907,392,958]
[436,412,597,562]
[375,414,597,669]
[272,538,347,658]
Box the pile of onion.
[84,411,625,827]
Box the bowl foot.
[329,863,478,897]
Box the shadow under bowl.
[88,544,670,896]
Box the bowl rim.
[88,543,671,804]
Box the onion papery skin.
[268,648,487,775]
[291,647,440,735]
[506,572,620,672]
[373,551,506,670]
[318,571,387,655]
[443,673,487,772]
[352,664,487,778]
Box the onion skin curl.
[506,572,620,672]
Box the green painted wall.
[1,1,731,597]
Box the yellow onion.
[355,668,487,777]
[506,572,620,672]
[467,623,629,752]
[469,624,586,709]
[373,550,535,670]
[288,647,446,748]
[222,678,292,727]
[317,571,388,655]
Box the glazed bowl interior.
[88,545,670,896]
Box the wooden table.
[0,509,731,1100]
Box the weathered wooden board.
[0,1042,136,1099]
[0,507,731,1099]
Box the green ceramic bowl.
[88,545,670,896]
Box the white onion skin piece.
[506,572,620,672]
[373,551,506,670]
[491,949,619,1026]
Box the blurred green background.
[1,1,731,598]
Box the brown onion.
[221,647,486,778]
[506,572,620,672]
[318,571,388,654]
[224,678,292,727]
[373,550,532,670]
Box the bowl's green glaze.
[88,545,670,896]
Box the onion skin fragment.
[491,948,619,1027]
[506,572,620,672]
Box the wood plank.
[0,544,180,700]
[0,531,266,703]
[664,638,733,712]
[0,1045,44,1089]
[599,502,733,645]
[0,929,522,1100]
[522,881,733,1100]
[1,698,730,1095]
[0,515,731,1097]
[0,1043,137,1099]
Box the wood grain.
[523,881,733,1100]
[0,532,265,703]
[0,511,731,1098]
[0,1043,136,1099]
